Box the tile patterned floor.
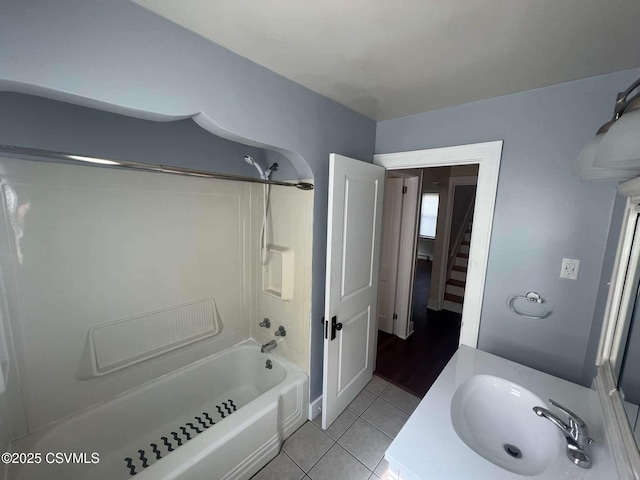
[251,375,422,480]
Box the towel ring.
[507,291,552,319]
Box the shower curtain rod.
[0,144,314,190]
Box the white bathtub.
[6,340,308,480]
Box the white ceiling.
[133,0,640,120]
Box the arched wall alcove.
[0,92,302,181]
[0,0,377,403]
[0,85,311,181]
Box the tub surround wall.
[0,157,252,431]
[376,69,640,385]
[0,225,27,449]
[0,311,27,450]
[250,184,313,373]
[0,1,377,401]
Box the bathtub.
[5,340,308,480]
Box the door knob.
[330,316,342,340]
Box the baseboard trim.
[427,298,442,310]
[309,395,322,421]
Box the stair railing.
[446,193,476,280]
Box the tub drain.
[503,444,522,459]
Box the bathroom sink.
[450,374,564,476]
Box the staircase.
[443,218,472,314]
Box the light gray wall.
[0,0,376,402]
[376,69,640,385]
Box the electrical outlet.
[560,258,580,280]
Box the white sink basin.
[450,374,564,476]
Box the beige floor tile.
[338,418,392,470]
[251,452,305,480]
[347,389,377,415]
[308,444,371,480]
[365,375,390,396]
[380,384,421,414]
[361,398,409,438]
[313,408,358,440]
[283,422,335,472]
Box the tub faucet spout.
[261,340,277,353]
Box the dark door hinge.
[393,313,398,320]
[402,186,408,194]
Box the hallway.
[375,260,461,397]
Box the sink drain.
[504,444,522,459]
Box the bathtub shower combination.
[7,341,307,480]
[0,156,312,480]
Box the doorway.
[375,165,479,397]
[373,141,502,347]
[320,141,502,428]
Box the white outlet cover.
[560,258,580,280]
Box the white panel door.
[377,177,403,334]
[322,153,385,429]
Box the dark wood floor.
[375,259,461,398]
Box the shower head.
[244,155,279,181]
[244,155,266,179]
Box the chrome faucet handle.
[259,318,271,328]
[548,399,593,445]
[275,325,286,337]
[549,399,585,427]
[533,406,571,436]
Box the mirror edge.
[596,176,640,480]
[596,360,640,479]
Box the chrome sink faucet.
[261,340,277,353]
[533,399,593,468]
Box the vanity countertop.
[385,346,616,480]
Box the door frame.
[373,141,503,348]
[392,175,421,339]
[377,177,405,335]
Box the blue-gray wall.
[0,0,377,401]
[377,69,640,385]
